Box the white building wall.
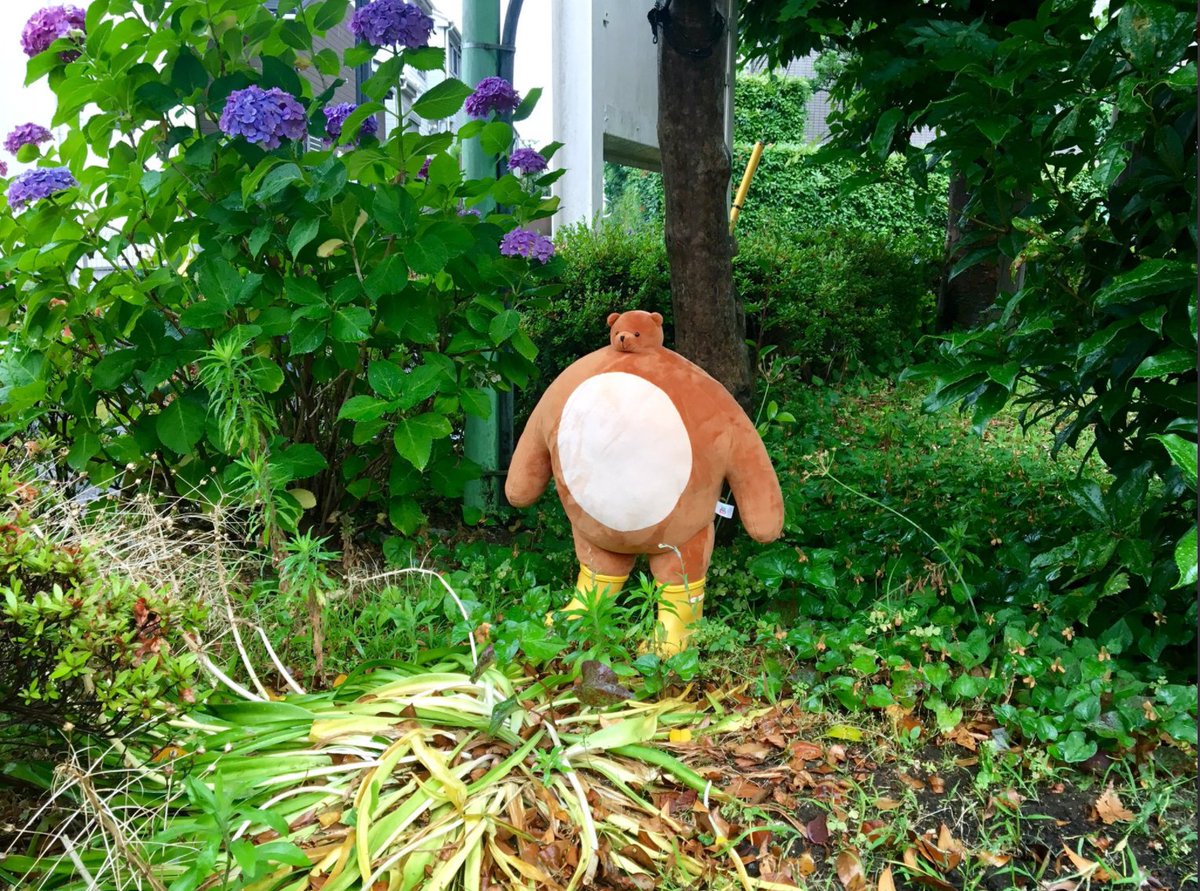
[551,0,662,230]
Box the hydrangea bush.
[0,0,562,541]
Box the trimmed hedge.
[518,223,939,417]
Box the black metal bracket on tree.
[647,0,726,59]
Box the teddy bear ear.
[606,312,620,328]
[650,312,663,326]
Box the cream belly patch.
[555,372,692,532]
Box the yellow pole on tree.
[729,140,765,234]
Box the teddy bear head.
[606,310,664,352]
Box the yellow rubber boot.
[549,565,628,624]
[655,578,705,656]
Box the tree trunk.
[657,0,753,408]
[935,170,1001,331]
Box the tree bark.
[935,170,1001,331]
[657,0,753,408]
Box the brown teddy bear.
[505,310,784,653]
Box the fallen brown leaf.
[835,849,867,891]
[1093,783,1135,825]
[874,797,902,811]
[877,865,896,891]
[897,773,925,792]
[976,850,1011,867]
[1062,844,1112,882]
[928,775,945,794]
[806,813,830,846]
[795,852,817,876]
[790,740,824,761]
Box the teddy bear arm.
[504,410,553,507]
[726,431,785,543]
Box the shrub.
[733,74,811,144]
[733,148,949,249]
[521,223,938,412]
[518,224,672,417]
[736,228,938,377]
[0,465,205,743]
[0,0,558,543]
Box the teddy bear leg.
[647,523,716,655]
[556,530,636,620]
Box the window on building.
[449,42,462,78]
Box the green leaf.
[179,300,228,329]
[513,86,542,122]
[248,223,271,258]
[974,115,1019,145]
[331,306,372,342]
[480,121,513,155]
[949,674,988,700]
[67,429,101,471]
[338,395,391,421]
[1094,260,1196,308]
[404,236,448,275]
[289,318,326,354]
[1151,433,1197,488]
[393,413,452,470]
[1049,730,1097,764]
[253,163,303,202]
[288,218,321,259]
[488,309,521,345]
[395,362,449,411]
[156,398,207,455]
[1174,525,1197,588]
[412,78,473,120]
[404,46,446,72]
[1132,348,1193,378]
[374,185,417,236]
[362,54,404,101]
[197,259,243,307]
[928,697,963,733]
[1099,617,1133,656]
[170,47,208,96]
[388,496,426,534]
[312,0,350,31]
[368,359,406,400]
[364,254,408,300]
[271,443,328,483]
[869,107,903,159]
[986,361,1020,391]
[335,101,383,145]
[92,349,140,391]
[460,388,493,420]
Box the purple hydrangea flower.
[5,124,54,156]
[323,102,378,144]
[458,206,482,217]
[508,147,547,177]
[499,227,554,263]
[21,5,86,58]
[417,156,431,180]
[219,86,307,150]
[464,77,521,119]
[350,0,434,48]
[0,161,7,178]
[6,166,77,210]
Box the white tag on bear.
[715,501,734,519]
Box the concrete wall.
[551,0,663,229]
[551,0,736,231]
